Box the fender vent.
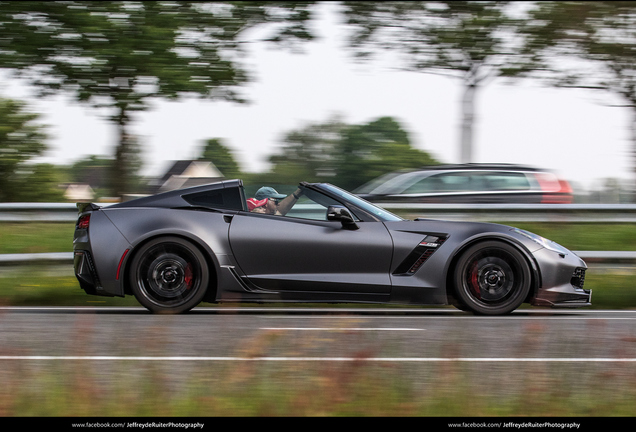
[394,236,447,276]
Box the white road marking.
[259,327,424,331]
[1,356,635,362]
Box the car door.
[227,195,394,296]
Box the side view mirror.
[327,205,359,230]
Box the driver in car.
[249,186,304,216]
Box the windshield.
[316,183,403,222]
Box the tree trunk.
[631,107,636,203]
[111,108,130,199]
[460,82,477,164]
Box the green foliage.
[517,2,636,105]
[68,148,145,199]
[0,268,634,310]
[8,163,67,202]
[337,116,439,190]
[510,2,636,195]
[0,222,74,254]
[498,222,636,252]
[340,1,523,163]
[198,138,242,178]
[265,116,439,190]
[0,272,140,307]
[0,1,317,197]
[70,155,113,193]
[6,221,636,256]
[266,116,345,184]
[0,97,53,201]
[342,1,514,82]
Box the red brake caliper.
[469,262,481,299]
[184,264,193,289]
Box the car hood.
[383,219,550,255]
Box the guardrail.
[4,202,636,222]
[0,252,73,265]
[1,203,634,268]
[0,203,79,222]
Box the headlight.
[511,228,571,256]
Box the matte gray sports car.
[73,180,591,315]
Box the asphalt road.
[1,307,635,361]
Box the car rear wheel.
[130,237,209,314]
[453,241,531,315]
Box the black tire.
[453,240,531,315]
[129,237,209,314]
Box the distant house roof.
[154,160,224,193]
[64,184,95,202]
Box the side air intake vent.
[571,268,586,289]
[394,235,448,276]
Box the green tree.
[0,1,316,198]
[71,155,113,190]
[513,1,636,197]
[0,97,50,201]
[267,116,346,184]
[339,1,518,164]
[70,144,144,198]
[264,116,439,190]
[11,163,66,202]
[198,138,241,179]
[336,116,439,190]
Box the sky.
[0,2,633,193]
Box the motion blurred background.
[3,2,636,418]
[1,1,635,204]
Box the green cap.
[255,186,286,200]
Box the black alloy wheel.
[130,237,209,313]
[453,240,531,315]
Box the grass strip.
[2,222,636,255]
[1,341,635,416]
[0,269,633,310]
[0,223,75,254]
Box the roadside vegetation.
[1,327,635,417]
[0,223,74,254]
[499,222,636,252]
[2,221,636,255]
[0,264,634,311]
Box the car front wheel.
[453,241,531,315]
[130,237,209,314]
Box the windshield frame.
[308,183,404,222]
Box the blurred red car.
[355,164,573,204]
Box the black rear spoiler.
[76,203,101,214]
